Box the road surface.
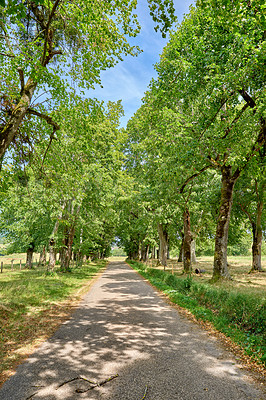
[0,261,264,399]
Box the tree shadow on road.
[0,262,263,400]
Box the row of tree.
[119,0,265,280]
[1,97,126,270]
[0,1,264,279]
[0,0,176,270]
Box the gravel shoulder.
[0,261,264,400]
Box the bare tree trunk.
[251,199,263,271]
[178,234,184,262]
[60,203,81,272]
[38,245,46,266]
[212,166,239,280]
[183,208,192,273]
[25,243,34,269]
[145,245,150,261]
[191,239,197,263]
[49,239,56,271]
[140,244,149,262]
[158,223,168,269]
[61,224,75,271]
[48,202,66,271]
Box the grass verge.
[0,259,107,386]
[128,260,266,369]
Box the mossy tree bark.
[0,78,37,159]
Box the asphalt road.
[0,261,264,400]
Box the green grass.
[0,259,107,385]
[128,260,266,368]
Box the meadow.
[0,256,107,386]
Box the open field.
[145,255,266,296]
[0,258,107,387]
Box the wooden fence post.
[1,262,3,273]
[11,259,14,271]
[20,260,22,270]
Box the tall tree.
[0,0,176,160]
[148,0,265,279]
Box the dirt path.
[0,261,264,400]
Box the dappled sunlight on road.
[0,262,263,400]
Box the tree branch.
[239,89,256,108]
[239,202,253,226]
[180,164,212,193]
[41,0,62,66]
[233,116,266,179]
[0,52,15,57]
[199,92,234,139]
[27,108,60,131]
[17,67,25,94]
[0,20,15,56]
[222,102,249,139]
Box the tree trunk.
[25,243,34,269]
[140,243,149,262]
[60,224,75,272]
[49,239,56,272]
[38,245,46,266]
[158,223,168,269]
[145,245,150,261]
[48,203,66,271]
[60,203,81,272]
[183,208,192,273]
[212,166,239,280]
[251,199,263,271]
[191,239,197,263]
[178,234,184,262]
[0,78,37,158]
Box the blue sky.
[87,0,194,127]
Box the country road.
[0,261,264,400]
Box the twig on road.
[25,393,37,399]
[141,385,148,399]
[76,374,119,393]
[56,375,97,389]
[56,373,119,393]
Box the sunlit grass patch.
[0,259,107,386]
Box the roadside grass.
[0,258,107,386]
[128,258,266,369]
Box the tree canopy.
[0,0,265,278]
